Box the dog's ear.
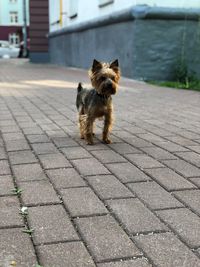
[92,59,102,72]
[110,59,119,69]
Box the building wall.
[49,6,200,80]
[49,0,200,32]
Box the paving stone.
[137,133,165,143]
[3,132,24,141]
[0,196,23,227]
[190,178,200,188]
[126,154,163,169]
[175,151,200,168]
[141,146,177,160]
[0,175,15,196]
[0,228,37,267]
[32,142,58,154]
[134,233,200,267]
[8,151,38,165]
[52,136,79,147]
[156,141,189,152]
[146,168,196,191]
[75,215,141,262]
[0,147,7,159]
[61,187,107,217]
[28,205,79,245]
[109,143,142,154]
[19,180,60,206]
[13,163,47,182]
[187,145,200,154]
[86,175,134,199]
[39,153,71,169]
[5,139,30,152]
[0,160,11,175]
[173,190,200,216]
[124,137,153,148]
[128,182,183,210]
[26,134,50,143]
[156,208,200,248]
[97,258,151,267]
[37,242,95,267]
[0,125,20,133]
[106,162,150,183]
[47,168,86,189]
[91,150,127,164]
[72,158,110,176]
[166,136,198,146]
[23,127,44,135]
[163,159,200,177]
[107,198,167,234]
[61,146,92,159]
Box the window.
[9,33,20,45]
[10,12,18,23]
[69,0,78,18]
[99,0,114,7]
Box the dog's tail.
[77,82,83,93]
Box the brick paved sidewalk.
[0,59,200,267]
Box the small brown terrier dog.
[76,59,120,145]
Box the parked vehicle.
[0,40,20,58]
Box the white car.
[0,40,20,58]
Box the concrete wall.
[49,6,200,81]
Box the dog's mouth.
[102,85,116,95]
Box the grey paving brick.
[61,187,107,217]
[163,159,200,177]
[97,258,151,267]
[5,139,30,151]
[72,158,110,176]
[137,133,165,143]
[124,137,153,148]
[190,178,200,188]
[126,154,163,169]
[19,180,60,206]
[26,134,50,143]
[0,175,15,196]
[37,242,95,267]
[0,147,7,159]
[134,233,200,267]
[86,175,134,199]
[166,136,198,146]
[156,208,200,248]
[91,150,127,164]
[38,153,71,169]
[0,125,20,133]
[8,151,38,165]
[0,196,23,227]
[106,162,150,183]
[61,146,92,159]
[32,142,58,154]
[75,215,141,262]
[3,132,24,141]
[0,160,11,175]
[128,182,183,210]
[28,205,79,245]
[13,163,47,182]
[52,136,79,147]
[109,142,142,154]
[187,145,200,154]
[173,190,200,216]
[47,168,86,189]
[0,228,37,267]
[141,146,177,160]
[107,198,167,234]
[175,151,200,168]
[146,168,196,191]
[23,127,44,135]
[156,141,189,152]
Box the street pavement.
[0,59,200,267]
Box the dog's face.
[89,59,120,96]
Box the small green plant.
[22,228,34,235]
[12,188,23,196]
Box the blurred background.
[0,0,200,81]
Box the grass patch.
[148,80,200,91]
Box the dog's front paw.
[103,138,112,144]
[87,140,94,145]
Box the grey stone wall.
[49,6,200,81]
